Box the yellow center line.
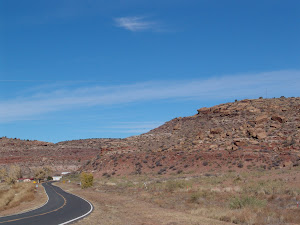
[0,183,67,224]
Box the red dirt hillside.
[0,138,102,174]
[82,97,300,176]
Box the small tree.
[34,168,46,182]
[43,167,53,178]
[80,172,93,189]
[10,165,22,179]
[5,176,16,185]
[34,167,53,182]
[5,165,22,184]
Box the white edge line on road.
[56,186,93,225]
[0,183,50,218]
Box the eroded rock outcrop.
[1,97,300,176]
[80,97,300,176]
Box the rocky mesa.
[82,96,300,177]
[1,97,300,177]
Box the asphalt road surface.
[0,182,93,225]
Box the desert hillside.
[0,137,102,174]
[82,97,300,176]
[1,97,299,176]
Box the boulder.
[196,131,205,139]
[209,144,218,150]
[240,99,250,103]
[256,131,267,139]
[207,134,214,139]
[255,114,269,124]
[226,145,238,151]
[210,127,224,135]
[226,131,233,136]
[247,106,261,113]
[173,123,181,130]
[247,128,257,138]
[247,128,267,139]
[197,107,210,114]
[233,140,247,146]
[270,123,281,129]
[283,161,293,168]
[219,110,232,116]
[271,115,286,123]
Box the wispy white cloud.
[0,70,299,123]
[114,16,158,32]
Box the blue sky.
[0,0,299,142]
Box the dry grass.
[57,166,300,225]
[56,182,231,225]
[0,183,35,212]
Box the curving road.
[0,182,93,225]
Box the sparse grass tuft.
[165,180,190,192]
[229,196,267,209]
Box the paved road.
[0,182,93,225]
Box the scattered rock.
[209,144,218,150]
[197,107,210,114]
[173,123,181,130]
[271,115,286,123]
[233,140,247,146]
[270,123,281,129]
[248,106,261,113]
[210,128,223,135]
[256,131,267,139]
[255,114,269,124]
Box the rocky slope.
[0,137,101,174]
[82,97,300,176]
[1,97,299,176]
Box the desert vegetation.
[0,165,53,214]
[0,165,22,184]
[0,165,53,184]
[80,172,94,189]
[33,167,53,182]
[59,166,300,225]
[0,182,35,212]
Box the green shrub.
[190,192,201,203]
[80,172,94,189]
[189,190,215,203]
[165,180,189,192]
[229,196,266,209]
